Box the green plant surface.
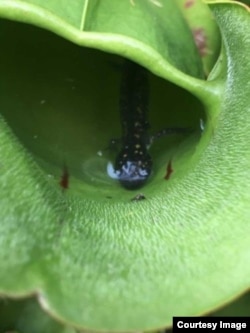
[0,0,249,332]
[176,0,221,75]
[1,292,249,333]
[0,298,75,333]
[0,0,205,79]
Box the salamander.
[112,60,152,189]
[107,59,190,190]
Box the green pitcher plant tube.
[0,19,205,200]
[0,0,249,332]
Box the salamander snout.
[107,148,152,189]
[117,160,151,189]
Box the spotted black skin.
[113,60,192,189]
[114,60,152,190]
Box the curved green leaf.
[0,0,249,332]
[0,298,74,333]
[1,292,249,333]
[176,0,221,75]
[0,0,204,79]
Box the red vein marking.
[60,165,69,190]
[165,160,173,180]
[184,0,195,9]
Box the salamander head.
[107,149,152,189]
[118,160,152,189]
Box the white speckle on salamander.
[107,160,149,181]
[107,162,120,179]
[120,161,149,179]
